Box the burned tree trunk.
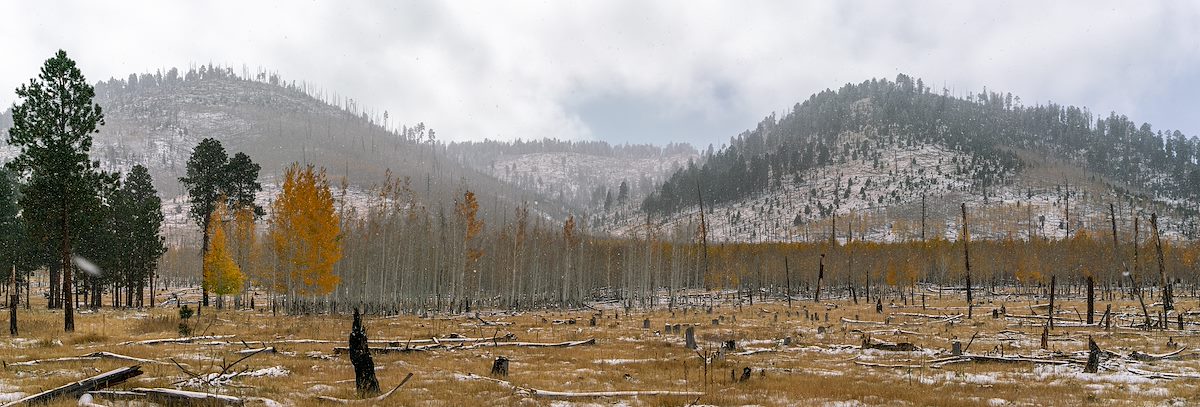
[1084,336,1101,373]
[961,203,972,319]
[491,356,509,377]
[1151,213,1171,321]
[1086,275,1094,325]
[1048,275,1056,330]
[815,254,825,303]
[349,308,380,397]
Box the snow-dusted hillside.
[0,68,570,239]
[603,139,1196,243]
[479,151,696,210]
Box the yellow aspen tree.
[270,163,343,297]
[455,190,484,305]
[205,200,245,303]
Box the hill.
[0,65,570,240]
[627,75,1200,242]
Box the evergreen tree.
[180,138,227,307]
[119,165,166,307]
[6,50,106,331]
[225,152,264,217]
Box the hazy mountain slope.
[0,66,569,239]
[448,139,697,213]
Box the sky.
[1,1,1198,148]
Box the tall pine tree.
[6,50,106,331]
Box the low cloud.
[2,1,1197,146]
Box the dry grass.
[1,289,1198,406]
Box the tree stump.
[723,340,736,351]
[491,356,509,377]
[992,309,999,319]
[685,326,696,349]
[9,294,17,336]
[875,299,882,314]
[1040,322,1049,350]
[712,319,719,326]
[739,367,751,382]
[952,341,962,356]
[643,319,650,329]
[589,316,596,326]
[349,308,380,397]
[1084,336,1100,373]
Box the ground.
[1,287,1197,406]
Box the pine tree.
[181,138,228,307]
[6,50,106,331]
[119,165,166,307]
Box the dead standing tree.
[961,203,973,319]
[815,254,825,303]
[349,308,380,397]
[1151,213,1171,326]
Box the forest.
[643,75,1200,216]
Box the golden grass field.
[1,287,1198,406]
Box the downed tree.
[456,372,703,400]
[316,372,413,404]
[1128,348,1189,361]
[860,337,920,352]
[8,351,169,367]
[334,338,598,354]
[120,335,236,346]
[524,389,705,399]
[1,365,142,406]
[131,388,244,406]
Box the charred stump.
[349,308,380,397]
[491,356,510,377]
[1084,336,1101,373]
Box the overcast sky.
[2,1,1198,147]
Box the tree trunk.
[961,203,972,319]
[349,308,379,397]
[62,211,74,332]
[1086,276,1094,325]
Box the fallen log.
[1,365,143,406]
[235,347,275,355]
[840,317,888,326]
[1127,367,1200,380]
[275,334,514,346]
[853,360,925,369]
[464,338,596,349]
[121,335,236,346]
[130,387,244,406]
[333,344,442,355]
[1128,348,1189,361]
[524,389,704,399]
[7,356,101,366]
[860,337,920,352]
[315,372,413,404]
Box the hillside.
[0,65,569,240]
[447,139,697,214]
[624,75,1200,242]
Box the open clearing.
[2,288,1198,406]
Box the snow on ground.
[604,140,1196,243]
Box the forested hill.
[0,65,571,234]
[632,75,1200,242]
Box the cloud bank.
[2,1,1197,147]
